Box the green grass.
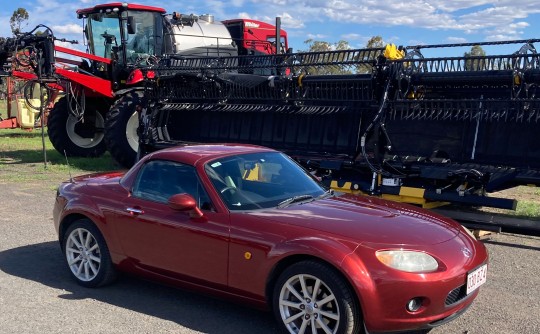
[515,200,540,218]
[0,128,120,183]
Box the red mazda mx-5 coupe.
[53,144,488,334]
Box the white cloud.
[341,33,363,41]
[428,0,493,12]
[52,24,81,35]
[279,12,305,29]
[238,12,251,19]
[446,37,468,43]
[2,0,538,52]
[245,11,305,29]
[240,0,540,43]
[509,22,530,29]
[306,33,327,39]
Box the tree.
[301,39,352,74]
[357,36,384,74]
[366,36,384,49]
[10,8,29,35]
[464,45,486,71]
[303,39,351,52]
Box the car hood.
[247,194,461,246]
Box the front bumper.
[344,233,488,333]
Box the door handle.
[126,207,144,215]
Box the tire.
[273,260,361,334]
[47,97,107,157]
[62,218,117,288]
[105,92,144,168]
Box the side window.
[132,160,213,210]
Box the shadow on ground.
[0,241,278,334]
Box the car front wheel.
[273,261,361,334]
[63,219,117,288]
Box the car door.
[114,160,229,286]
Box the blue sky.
[1,0,540,57]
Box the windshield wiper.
[277,194,314,209]
[316,189,334,199]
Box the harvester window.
[86,13,121,60]
[266,36,287,54]
[125,11,156,61]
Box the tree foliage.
[303,39,351,52]
[299,36,386,75]
[357,36,384,74]
[301,39,352,75]
[366,36,384,49]
[10,8,29,35]
[464,45,486,71]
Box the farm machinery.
[0,2,288,167]
[133,38,540,231]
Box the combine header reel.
[137,38,540,220]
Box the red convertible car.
[53,144,488,334]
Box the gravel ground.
[0,177,539,334]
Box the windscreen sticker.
[211,162,222,168]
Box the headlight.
[376,250,439,273]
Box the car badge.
[462,247,472,258]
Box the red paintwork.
[76,3,166,16]
[55,45,112,65]
[11,71,63,92]
[0,117,18,129]
[53,144,488,332]
[126,69,144,85]
[11,70,36,80]
[55,68,113,98]
[223,19,289,54]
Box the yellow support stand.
[330,181,448,209]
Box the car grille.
[445,284,467,306]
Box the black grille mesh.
[445,284,468,306]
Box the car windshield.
[205,152,326,210]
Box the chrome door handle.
[126,207,144,215]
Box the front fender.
[270,235,359,268]
[56,195,122,258]
[227,231,366,305]
[269,236,374,299]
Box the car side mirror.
[168,193,203,218]
[127,16,136,35]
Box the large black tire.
[273,260,361,334]
[105,92,144,168]
[62,218,117,288]
[47,97,107,157]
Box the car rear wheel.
[63,219,117,288]
[273,261,360,334]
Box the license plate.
[466,264,487,295]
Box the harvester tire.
[47,97,107,157]
[105,92,143,168]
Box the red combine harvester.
[0,2,288,167]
